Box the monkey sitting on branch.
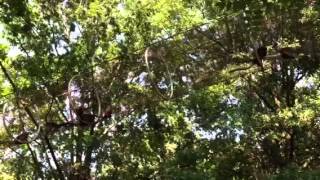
[12,131,30,145]
[229,42,302,73]
[74,106,113,128]
[229,46,267,73]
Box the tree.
[0,0,320,179]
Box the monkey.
[102,106,112,119]
[273,43,298,59]
[252,46,267,68]
[144,47,166,62]
[0,132,29,146]
[79,114,95,126]
[67,74,103,126]
[72,103,113,128]
[75,107,96,126]
[229,46,267,73]
[279,47,297,59]
[70,22,76,32]
[13,132,30,144]
[144,47,174,99]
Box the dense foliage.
[0,0,320,179]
